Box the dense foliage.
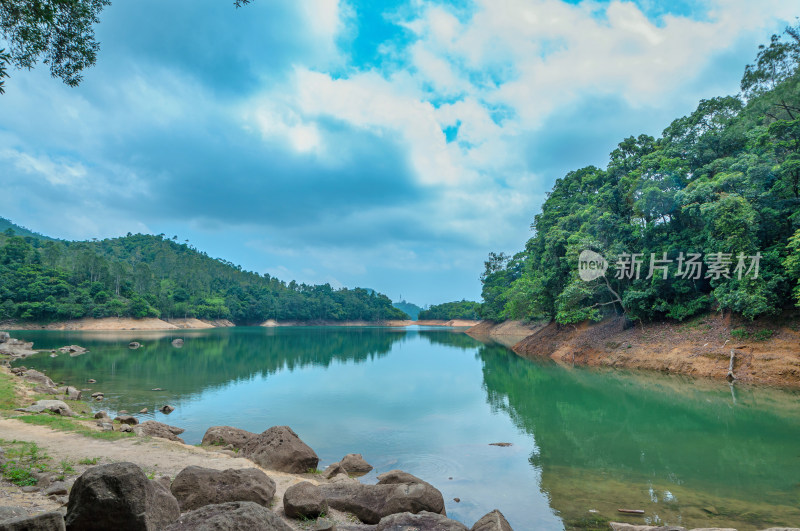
[481,27,800,324]
[0,228,408,323]
[418,300,481,320]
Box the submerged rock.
[160,405,175,414]
[65,462,180,530]
[170,466,276,511]
[241,426,319,474]
[129,342,141,349]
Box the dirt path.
[0,419,330,529]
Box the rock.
[49,496,69,506]
[453,498,460,503]
[376,511,468,531]
[133,421,185,443]
[488,443,512,447]
[87,379,96,384]
[129,342,141,349]
[151,388,163,391]
[319,472,446,525]
[0,512,66,531]
[0,506,28,520]
[45,482,69,496]
[115,415,139,425]
[22,369,56,389]
[61,386,81,400]
[20,486,40,493]
[18,400,74,416]
[91,392,104,398]
[171,339,184,347]
[323,462,347,479]
[201,426,256,450]
[155,476,172,491]
[339,453,373,476]
[164,501,292,531]
[241,426,319,474]
[58,345,88,356]
[314,519,337,531]
[94,396,103,401]
[139,408,148,414]
[283,481,327,519]
[160,405,175,414]
[119,425,134,433]
[0,338,38,358]
[98,422,114,432]
[609,525,686,531]
[0,331,9,343]
[93,411,108,419]
[470,509,513,531]
[65,462,179,530]
[170,466,276,512]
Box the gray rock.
[93,411,108,419]
[322,462,347,479]
[241,426,319,474]
[139,408,148,414]
[20,486,40,493]
[470,510,513,531]
[22,370,56,389]
[129,342,141,349]
[377,511,469,531]
[61,386,81,400]
[319,472,446,525]
[119,424,134,433]
[339,453,373,476]
[58,345,87,356]
[133,421,185,443]
[99,422,114,432]
[90,393,104,399]
[171,339,183,347]
[18,400,74,416]
[115,415,139,425]
[0,331,9,343]
[65,462,180,530]
[283,481,327,519]
[170,466,276,512]
[609,525,686,531]
[160,405,175,414]
[164,501,292,531]
[0,338,38,358]
[0,512,66,531]
[45,482,69,496]
[201,426,256,450]
[0,506,27,521]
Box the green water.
[8,327,800,530]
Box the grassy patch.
[14,413,135,441]
[0,440,50,486]
[0,369,20,410]
[563,514,611,530]
[731,328,775,341]
[78,457,100,465]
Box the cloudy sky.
[1,0,799,306]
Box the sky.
[1,0,800,306]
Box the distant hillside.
[418,300,481,320]
[0,218,55,241]
[0,224,409,324]
[393,300,423,320]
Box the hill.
[392,300,423,320]
[0,227,409,324]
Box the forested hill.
[480,26,800,324]
[0,225,408,323]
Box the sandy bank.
[1,317,235,331]
[466,320,549,348]
[488,314,800,388]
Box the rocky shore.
[468,314,800,388]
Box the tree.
[0,0,252,94]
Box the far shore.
[0,317,481,332]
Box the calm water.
[9,327,800,530]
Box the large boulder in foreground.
[134,421,185,443]
[319,471,446,525]
[471,510,513,531]
[241,426,319,473]
[170,466,276,511]
[65,462,180,530]
[282,481,327,519]
[377,511,468,531]
[164,501,292,531]
[201,426,256,450]
[0,511,66,531]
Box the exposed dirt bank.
[466,320,549,348]
[259,319,480,328]
[478,314,800,388]
[1,318,235,331]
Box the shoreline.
[468,314,800,388]
[0,317,481,332]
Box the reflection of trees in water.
[417,330,484,349]
[476,345,800,505]
[18,327,408,401]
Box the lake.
[9,326,800,530]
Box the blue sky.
[1,0,799,306]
